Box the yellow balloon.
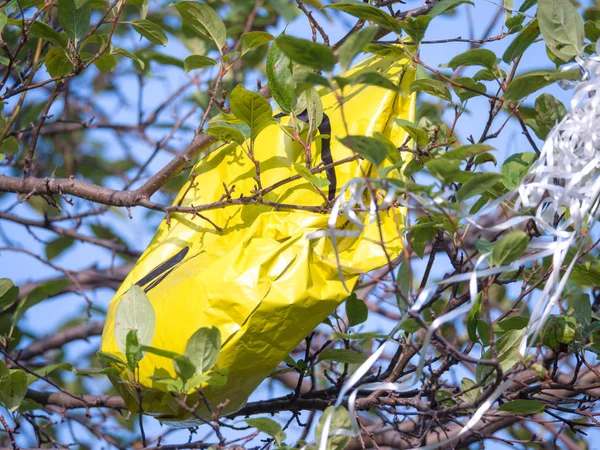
[101,51,416,425]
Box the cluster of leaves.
[103,285,226,396]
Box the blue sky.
[0,0,595,448]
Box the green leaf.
[132,19,168,46]
[6,370,27,412]
[409,221,436,259]
[501,152,536,189]
[338,26,378,70]
[142,345,196,380]
[114,285,156,357]
[498,399,545,415]
[0,279,18,312]
[461,378,481,402]
[293,162,330,189]
[399,15,433,45]
[452,77,486,102]
[295,74,329,97]
[205,367,228,388]
[538,0,584,62]
[275,35,335,72]
[45,236,75,260]
[229,85,273,141]
[447,48,497,70]
[520,0,537,13]
[0,136,19,154]
[327,3,401,33]
[175,1,227,51]
[184,372,209,390]
[140,345,180,360]
[184,326,221,374]
[442,144,494,160]
[542,315,577,349]
[77,367,120,376]
[394,119,429,147]
[44,47,73,78]
[31,21,68,48]
[373,131,402,165]
[318,349,368,364]
[477,329,525,382]
[0,361,10,406]
[348,71,401,92]
[97,351,127,367]
[473,67,506,82]
[111,48,145,70]
[585,20,600,42]
[397,259,411,303]
[503,19,539,63]
[333,331,387,340]
[410,79,451,101]
[149,375,184,393]
[504,69,581,101]
[531,93,566,140]
[183,54,218,72]
[338,135,387,167]
[246,418,285,444]
[0,363,27,412]
[496,316,529,332]
[467,294,482,343]
[146,52,184,68]
[58,0,91,42]
[266,42,295,112]
[27,362,74,385]
[505,12,525,32]
[345,293,368,327]
[94,53,117,72]
[299,86,323,129]
[173,357,196,381]
[364,43,407,58]
[428,0,474,17]
[492,231,529,266]
[17,398,42,412]
[425,159,459,184]
[28,39,62,63]
[456,172,503,201]
[569,294,591,332]
[316,406,352,450]
[503,0,514,23]
[125,329,141,372]
[240,31,274,54]
[206,126,246,144]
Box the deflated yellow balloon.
[100,51,416,425]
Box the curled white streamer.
[317,342,389,450]
[311,45,600,449]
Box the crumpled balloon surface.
[100,52,416,424]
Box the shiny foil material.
[100,53,416,424]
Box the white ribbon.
[311,44,600,449]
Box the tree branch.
[17,264,131,298]
[26,389,127,411]
[15,321,105,361]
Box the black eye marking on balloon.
[274,111,336,201]
[136,246,190,290]
[143,269,175,293]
